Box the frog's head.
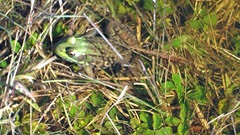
[64,37,99,64]
[54,36,89,64]
[66,47,87,62]
[55,36,103,66]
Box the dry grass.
[0,0,240,134]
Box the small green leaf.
[140,112,148,123]
[144,129,154,135]
[161,81,175,92]
[165,7,174,14]
[118,4,126,14]
[218,98,230,114]
[172,35,189,49]
[71,95,77,101]
[153,113,162,130]
[203,14,218,26]
[77,129,89,135]
[79,110,85,118]
[235,110,240,117]
[130,117,140,129]
[165,116,181,126]
[163,43,171,51]
[189,20,202,29]
[137,123,148,132]
[10,40,21,53]
[187,86,206,101]
[0,60,8,67]
[52,109,60,119]
[156,127,173,135]
[32,121,47,134]
[172,73,181,86]
[90,92,105,106]
[172,37,181,48]
[199,7,208,17]
[178,122,189,135]
[30,32,39,45]
[53,21,65,37]
[25,32,39,50]
[140,112,151,126]
[143,0,154,11]
[179,103,190,122]
[80,120,88,128]
[65,102,70,108]
[109,106,117,118]
[55,21,64,33]
[69,105,78,118]
[233,42,240,55]
[172,73,184,101]
[225,73,231,88]
[203,24,209,31]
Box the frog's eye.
[66,48,76,57]
[104,61,111,67]
[68,51,75,56]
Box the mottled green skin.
[54,36,97,65]
[54,36,106,76]
[54,21,134,76]
[54,36,129,78]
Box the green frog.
[54,21,134,76]
[54,19,194,77]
